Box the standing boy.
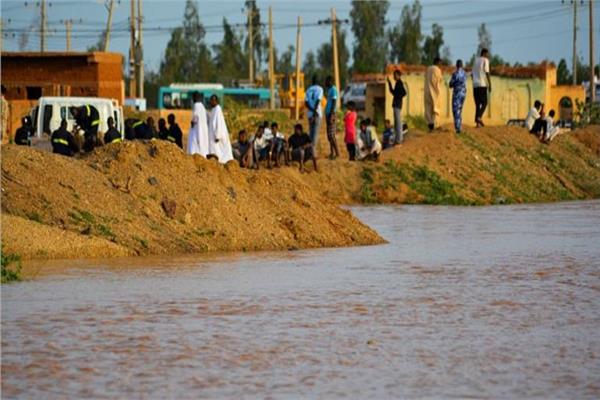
[387,69,407,143]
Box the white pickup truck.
[29,96,124,150]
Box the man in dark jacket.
[165,113,183,148]
[387,69,407,144]
[51,119,78,157]
[14,116,34,146]
[104,116,122,144]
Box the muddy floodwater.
[2,201,600,399]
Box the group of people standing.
[415,48,492,134]
[186,93,233,164]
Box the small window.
[26,86,42,100]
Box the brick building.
[1,51,124,104]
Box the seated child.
[382,119,395,150]
[232,129,254,168]
[288,123,318,173]
[356,119,382,161]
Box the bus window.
[42,105,53,135]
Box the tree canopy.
[350,0,390,73]
[389,0,422,64]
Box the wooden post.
[104,0,115,52]
[65,20,72,51]
[572,0,578,85]
[129,0,136,98]
[269,7,275,109]
[590,0,596,102]
[40,0,46,52]
[248,9,254,84]
[294,16,302,121]
[137,0,144,98]
[331,8,341,110]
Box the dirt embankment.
[1,142,384,260]
[306,125,600,205]
[2,124,598,260]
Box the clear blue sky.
[2,0,599,74]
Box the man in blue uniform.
[449,59,467,134]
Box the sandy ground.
[1,140,383,260]
[1,122,598,261]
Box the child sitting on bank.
[382,119,395,150]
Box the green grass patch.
[95,224,116,240]
[408,165,470,205]
[359,167,378,203]
[68,209,96,224]
[1,251,22,284]
[26,212,43,223]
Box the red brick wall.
[1,52,124,104]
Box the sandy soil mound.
[1,141,383,260]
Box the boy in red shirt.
[344,101,357,161]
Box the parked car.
[342,83,367,110]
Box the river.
[2,201,600,399]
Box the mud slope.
[1,142,384,260]
[306,125,600,205]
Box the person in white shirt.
[187,92,209,157]
[525,100,543,131]
[252,124,271,169]
[472,48,491,128]
[543,109,561,143]
[304,75,324,155]
[207,95,233,164]
[268,121,288,167]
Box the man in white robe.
[187,92,209,157]
[207,95,233,164]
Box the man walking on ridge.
[473,48,491,127]
[424,58,443,132]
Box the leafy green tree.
[389,0,422,64]
[421,23,444,65]
[159,0,215,83]
[557,58,572,84]
[213,18,247,85]
[470,23,507,67]
[316,26,350,88]
[303,50,320,83]
[350,0,390,73]
[477,23,492,55]
[276,45,295,75]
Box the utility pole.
[40,0,46,52]
[572,0,578,85]
[331,8,341,110]
[248,8,254,84]
[268,7,275,109]
[64,19,72,51]
[590,0,595,102]
[137,0,144,98]
[104,0,115,52]
[129,0,136,98]
[294,16,302,121]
